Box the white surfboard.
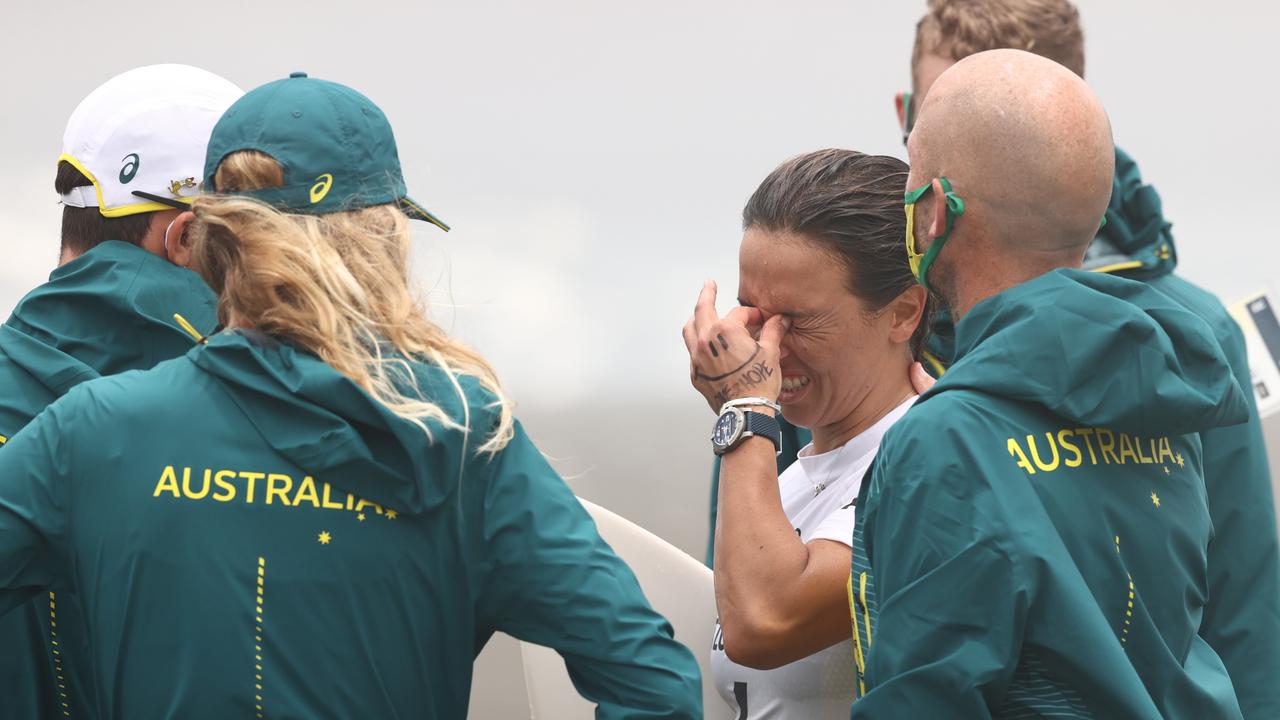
[520,497,731,719]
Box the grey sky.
[1,0,1276,557]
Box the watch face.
[713,410,741,448]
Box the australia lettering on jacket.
[152,465,388,515]
[1006,428,1183,475]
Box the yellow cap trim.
[56,153,106,210]
[400,197,450,231]
[57,153,192,218]
[0,434,7,445]
[101,199,191,218]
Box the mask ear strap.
[915,177,966,293]
[938,177,966,235]
[903,183,931,277]
[915,232,945,292]
[163,218,178,257]
[904,183,931,204]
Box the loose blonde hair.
[191,150,514,454]
[913,0,1085,83]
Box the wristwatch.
[711,406,782,456]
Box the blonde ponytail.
[191,151,514,454]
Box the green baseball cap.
[202,71,448,231]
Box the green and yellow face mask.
[904,177,965,293]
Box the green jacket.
[0,240,216,720]
[0,330,702,719]
[922,148,1280,718]
[851,269,1248,718]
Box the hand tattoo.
[708,333,729,358]
[710,360,775,407]
[696,346,762,382]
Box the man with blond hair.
[892,3,1280,717]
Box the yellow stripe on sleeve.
[1091,260,1144,275]
[860,572,873,647]
[849,573,866,697]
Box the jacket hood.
[1085,146,1178,280]
[1,240,216,397]
[189,330,496,514]
[927,269,1246,436]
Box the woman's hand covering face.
[682,279,790,413]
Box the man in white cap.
[0,64,240,719]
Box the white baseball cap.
[59,64,243,217]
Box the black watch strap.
[743,411,782,454]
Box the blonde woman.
[0,72,701,719]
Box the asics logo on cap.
[119,153,140,184]
[310,173,333,204]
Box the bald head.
[909,49,1113,264]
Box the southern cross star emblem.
[318,531,332,545]
[1150,492,1161,509]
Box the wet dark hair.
[742,149,932,357]
[55,161,152,256]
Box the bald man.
[899,6,1280,718]
[848,49,1248,719]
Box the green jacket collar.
[5,241,216,377]
[930,269,1246,437]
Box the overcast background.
[3,0,1276,592]
[4,1,1278,715]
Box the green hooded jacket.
[0,240,216,720]
[850,269,1249,718]
[0,329,702,719]
[922,148,1280,718]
